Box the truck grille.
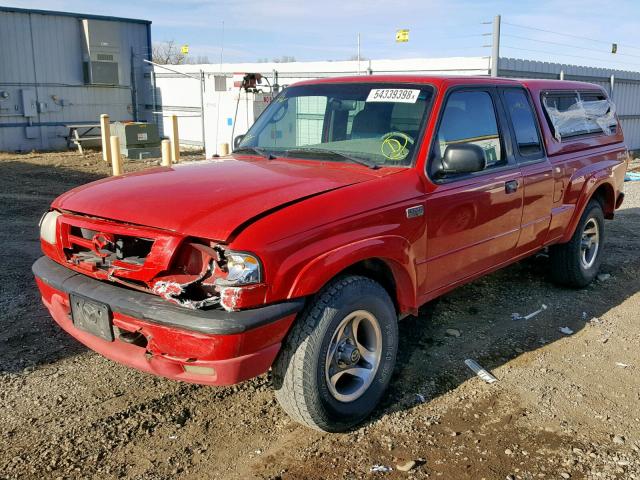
[56,212,183,289]
[66,225,154,266]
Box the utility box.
[112,122,161,159]
[21,89,37,117]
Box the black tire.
[550,199,605,288]
[272,275,398,432]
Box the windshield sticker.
[366,89,420,103]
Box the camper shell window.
[542,91,617,141]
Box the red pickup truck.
[33,76,628,432]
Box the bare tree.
[152,40,186,65]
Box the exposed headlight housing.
[215,251,262,286]
[39,210,62,245]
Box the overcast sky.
[6,0,640,71]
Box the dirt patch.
[1,151,639,480]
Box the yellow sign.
[181,44,189,55]
[396,29,409,43]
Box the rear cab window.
[541,90,617,141]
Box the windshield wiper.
[233,146,276,160]
[285,147,379,169]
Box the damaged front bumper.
[32,256,304,385]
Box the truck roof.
[295,75,603,92]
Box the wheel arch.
[560,178,616,243]
[591,182,616,219]
[287,237,418,316]
[336,258,402,313]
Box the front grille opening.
[76,227,98,239]
[115,237,154,265]
[65,227,154,269]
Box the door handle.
[505,179,519,194]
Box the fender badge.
[406,205,424,218]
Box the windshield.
[237,83,434,167]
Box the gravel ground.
[1,151,639,480]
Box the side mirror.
[441,143,486,175]
[233,135,245,150]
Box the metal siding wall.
[30,14,84,84]
[499,57,640,150]
[0,12,36,83]
[0,10,151,151]
[0,11,40,151]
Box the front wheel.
[550,199,605,287]
[272,276,398,432]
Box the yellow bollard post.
[100,114,111,163]
[169,114,180,163]
[219,143,230,156]
[110,136,123,176]
[161,139,172,167]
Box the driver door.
[419,87,524,297]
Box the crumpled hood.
[52,157,384,241]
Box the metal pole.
[357,33,361,75]
[610,74,615,101]
[130,47,138,121]
[219,20,225,72]
[491,14,501,77]
[199,69,206,156]
[150,69,158,127]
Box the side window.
[433,90,504,171]
[503,89,543,157]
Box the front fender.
[287,236,418,313]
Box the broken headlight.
[39,210,61,245]
[215,251,262,286]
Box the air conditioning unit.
[81,19,120,85]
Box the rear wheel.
[272,275,398,432]
[550,199,605,287]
